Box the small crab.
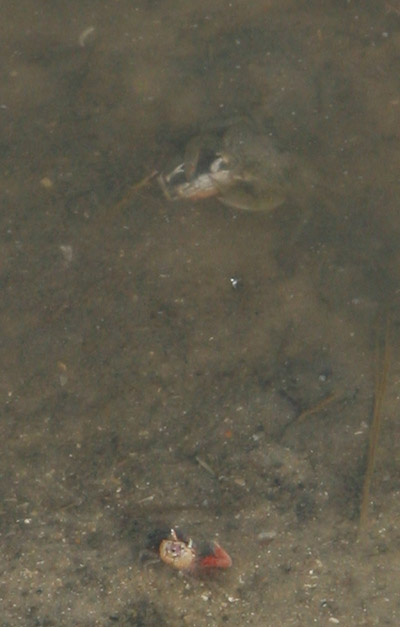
[145,527,232,575]
[157,155,233,202]
[157,128,236,203]
[159,529,197,571]
[158,119,291,211]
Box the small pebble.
[40,177,53,189]
[257,530,277,544]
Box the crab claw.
[198,542,232,570]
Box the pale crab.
[144,526,232,575]
[158,118,292,212]
[158,528,197,571]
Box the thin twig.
[297,393,336,423]
[111,170,158,213]
[359,318,391,531]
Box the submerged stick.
[111,170,159,213]
[359,318,391,531]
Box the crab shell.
[158,529,232,573]
[158,157,233,202]
[159,533,197,571]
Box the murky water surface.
[1,1,399,625]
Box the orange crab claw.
[198,542,232,570]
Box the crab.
[157,155,234,202]
[145,527,232,575]
[158,529,197,571]
[157,118,291,211]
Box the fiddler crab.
[158,118,291,212]
[158,141,234,203]
[144,527,232,575]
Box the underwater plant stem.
[359,319,391,531]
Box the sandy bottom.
[1,1,399,625]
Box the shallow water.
[1,1,400,625]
